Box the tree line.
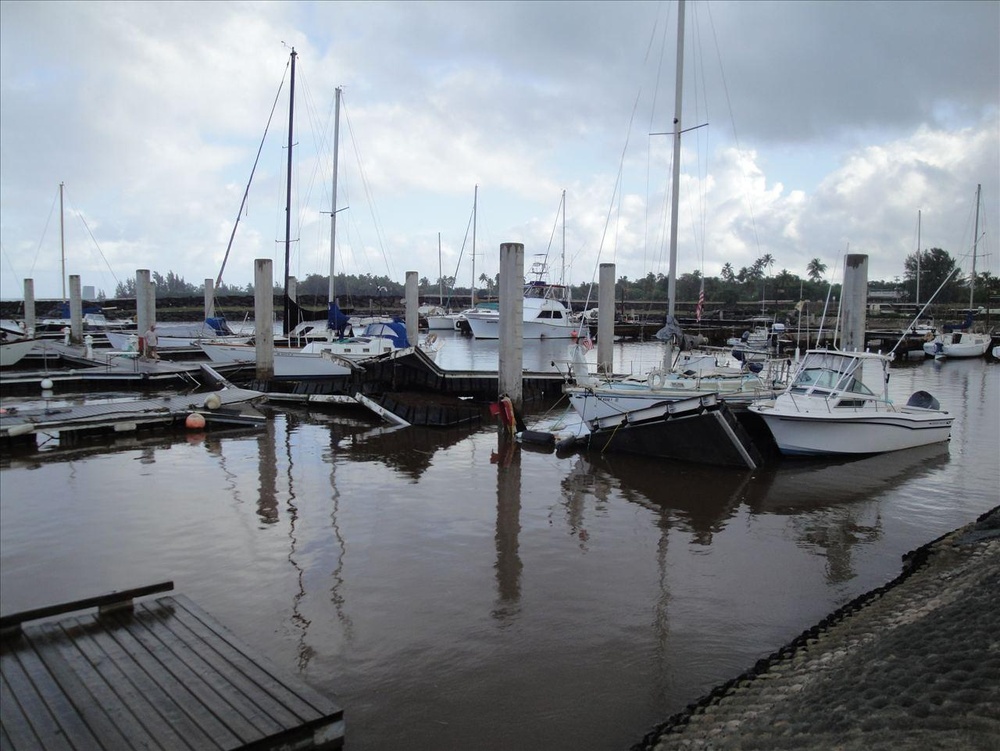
[112,248,997,308]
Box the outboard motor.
[906,390,941,410]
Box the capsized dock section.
[0,379,265,448]
[0,583,345,750]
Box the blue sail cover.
[328,302,351,334]
[362,320,409,348]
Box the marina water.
[1,333,997,749]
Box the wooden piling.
[405,271,418,344]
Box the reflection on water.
[0,348,996,751]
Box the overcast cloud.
[1,0,997,300]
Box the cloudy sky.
[1,0,997,302]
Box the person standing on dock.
[144,323,159,360]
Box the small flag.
[581,332,594,351]
[696,279,705,322]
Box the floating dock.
[0,376,265,448]
[0,582,345,750]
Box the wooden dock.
[0,583,345,750]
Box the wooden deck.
[0,584,344,750]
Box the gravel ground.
[633,506,1000,751]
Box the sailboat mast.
[970,183,981,311]
[438,232,443,306]
[663,0,685,368]
[472,184,478,308]
[916,209,921,305]
[561,189,567,304]
[283,48,297,336]
[59,181,66,304]
[329,86,342,305]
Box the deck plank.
[26,622,135,749]
[1,593,344,750]
[167,596,343,721]
[69,613,220,749]
[1,637,79,750]
[137,602,296,734]
[95,607,243,748]
[58,615,193,749]
[35,621,160,750]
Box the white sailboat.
[922,184,991,359]
[563,0,789,424]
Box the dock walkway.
[0,583,345,750]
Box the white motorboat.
[464,278,577,339]
[748,349,954,456]
[922,330,990,359]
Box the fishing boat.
[464,273,577,339]
[747,349,954,456]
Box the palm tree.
[721,263,735,283]
[807,258,827,282]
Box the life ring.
[647,370,667,389]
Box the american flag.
[696,279,705,322]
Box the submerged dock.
[0,583,345,750]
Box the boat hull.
[465,315,579,340]
[0,339,38,367]
[922,332,990,358]
[199,343,356,377]
[748,406,953,456]
[586,394,763,469]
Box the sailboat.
[201,67,436,375]
[921,184,991,360]
[562,0,789,430]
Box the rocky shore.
[633,506,1000,751]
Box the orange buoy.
[185,412,206,430]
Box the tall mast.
[329,86,342,306]
[59,181,66,304]
[438,232,443,306]
[283,48,297,336]
[663,0,685,368]
[970,183,981,311]
[561,189,568,304]
[916,210,921,305]
[471,184,478,308]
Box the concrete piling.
[498,243,525,417]
[255,259,274,380]
[597,263,615,374]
